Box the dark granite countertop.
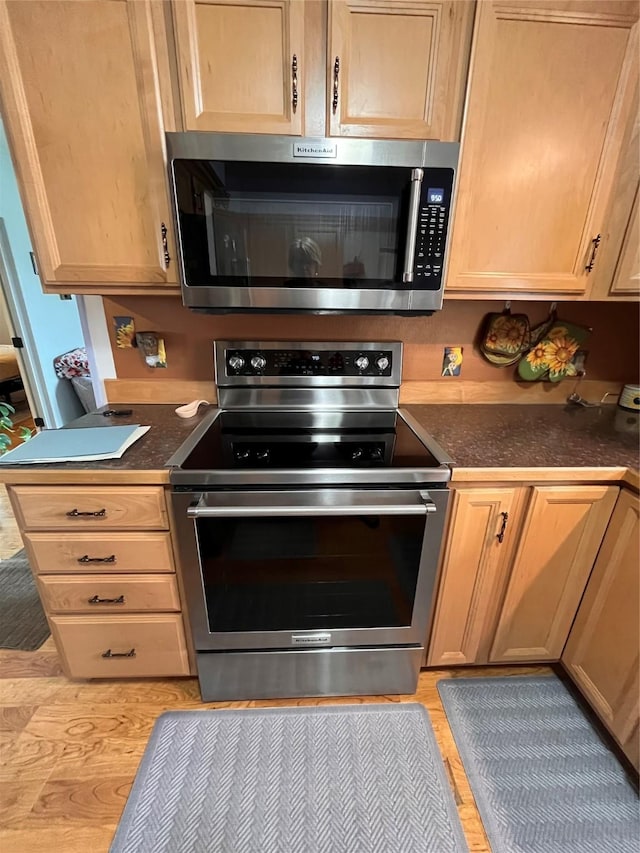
[0,404,211,482]
[404,404,639,472]
[0,402,637,484]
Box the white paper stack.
[0,424,150,464]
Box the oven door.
[172,488,449,652]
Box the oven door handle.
[187,493,437,518]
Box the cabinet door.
[562,490,640,771]
[0,0,176,291]
[327,0,473,140]
[172,0,304,134]
[490,485,619,663]
[589,94,640,299]
[428,486,524,666]
[611,187,640,294]
[446,1,639,296]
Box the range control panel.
[413,168,454,288]
[224,347,394,377]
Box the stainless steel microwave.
[166,133,459,315]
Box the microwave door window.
[174,160,412,289]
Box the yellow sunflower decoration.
[518,320,590,383]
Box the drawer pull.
[88,594,125,605]
[101,648,136,659]
[66,508,107,518]
[77,554,117,564]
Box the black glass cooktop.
[179,410,440,470]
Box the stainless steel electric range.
[168,341,453,701]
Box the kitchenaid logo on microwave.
[292,632,332,645]
[293,142,337,158]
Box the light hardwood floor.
[0,485,553,852]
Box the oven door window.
[173,160,411,289]
[195,514,425,632]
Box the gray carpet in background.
[0,548,50,650]
[110,703,468,853]
[438,676,640,853]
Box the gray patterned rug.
[438,675,640,853]
[110,703,468,852]
[0,548,50,650]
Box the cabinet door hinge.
[11,336,23,349]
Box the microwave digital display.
[427,188,445,204]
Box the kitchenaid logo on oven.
[293,142,337,158]
[292,632,332,645]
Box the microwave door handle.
[402,168,424,283]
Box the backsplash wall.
[103,297,639,387]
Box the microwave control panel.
[413,168,455,288]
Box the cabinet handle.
[332,56,340,114]
[101,648,136,658]
[88,594,125,605]
[161,222,171,267]
[496,511,509,544]
[585,233,601,273]
[66,508,106,518]
[77,554,116,564]
[292,54,298,112]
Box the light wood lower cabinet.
[38,574,181,614]
[490,485,619,662]
[8,483,192,679]
[428,483,619,666]
[562,489,640,771]
[23,531,175,574]
[11,485,169,530]
[427,486,524,666]
[49,614,190,679]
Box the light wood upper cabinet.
[490,485,619,663]
[562,490,640,771]
[327,0,473,139]
[171,0,473,139]
[428,486,524,666]
[172,0,304,134]
[446,0,639,298]
[0,0,177,292]
[589,92,640,299]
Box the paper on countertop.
[0,424,150,464]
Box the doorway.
[0,278,36,451]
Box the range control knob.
[234,448,251,461]
[376,356,390,372]
[351,448,363,461]
[228,355,245,371]
[255,448,271,462]
[355,355,369,371]
[250,354,266,371]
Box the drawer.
[49,614,190,678]
[38,574,181,613]
[10,486,168,530]
[24,532,175,574]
